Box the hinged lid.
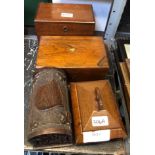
[71,80,126,131]
[36,36,109,69]
[35,3,95,23]
[70,80,127,144]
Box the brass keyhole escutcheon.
[66,44,76,53]
[69,47,75,52]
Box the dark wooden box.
[27,69,72,147]
[36,36,110,81]
[35,3,95,37]
[70,80,127,144]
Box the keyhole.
[63,26,68,32]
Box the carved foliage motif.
[28,69,72,146]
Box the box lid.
[70,80,127,144]
[36,36,109,69]
[35,3,95,23]
[71,80,125,131]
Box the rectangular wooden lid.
[36,36,109,69]
[70,80,123,130]
[70,80,127,143]
[35,3,95,23]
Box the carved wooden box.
[35,3,95,37]
[70,80,127,144]
[36,36,110,81]
[27,69,72,147]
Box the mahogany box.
[35,3,95,37]
[70,80,127,144]
[36,36,110,81]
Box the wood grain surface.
[36,36,109,81]
[35,3,95,36]
[120,62,130,114]
[125,58,130,74]
[70,80,127,144]
[27,69,72,147]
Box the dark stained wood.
[27,69,72,147]
[36,36,110,81]
[35,3,95,36]
[35,80,64,110]
[70,80,127,144]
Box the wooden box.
[70,80,127,144]
[120,61,130,114]
[36,36,110,81]
[35,3,95,37]
[27,69,72,147]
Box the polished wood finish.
[35,3,95,36]
[36,36,109,81]
[70,80,127,144]
[120,62,130,113]
[27,69,72,147]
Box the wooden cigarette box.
[35,3,95,37]
[70,80,127,144]
[36,36,110,81]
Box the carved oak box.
[35,3,95,37]
[27,69,72,147]
[36,36,109,81]
[70,80,127,144]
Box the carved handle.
[63,26,68,32]
[95,87,104,110]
